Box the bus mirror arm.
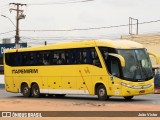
[108,53,125,67]
[148,52,160,64]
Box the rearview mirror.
[108,53,125,67]
[148,52,160,65]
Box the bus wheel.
[97,85,108,101]
[55,94,66,98]
[21,83,30,97]
[31,84,40,98]
[124,96,134,100]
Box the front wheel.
[97,85,108,101]
[124,96,134,100]
[21,83,30,97]
[31,84,40,98]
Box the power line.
[20,24,129,32]
[0,30,15,35]
[20,33,122,42]
[139,20,160,24]
[20,19,160,32]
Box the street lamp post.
[1,15,16,28]
[1,15,18,48]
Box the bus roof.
[5,39,144,53]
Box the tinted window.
[5,47,101,67]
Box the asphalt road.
[0,89,160,105]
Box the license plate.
[139,90,145,94]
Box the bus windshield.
[118,49,153,81]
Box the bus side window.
[111,59,120,77]
[92,49,101,67]
[36,52,43,65]
[61,51,66,64]
[58,51,65,65]
[14,53,18,66]
[22,53,27,66]
[54,51,65,65]
[51,51,57,65]
[75,49,81,64]
[5,53,14,66]
[43,51,51,65]
[107,56,120,77]
[67,50,75,64]
[65,50,69,64]
[28,52,35,65]
[80,49,87,64]
[86,49,92,64]
[100,47,108,61]
[5,53,10,66]
[13,53,17,66]
[14,53,22,66]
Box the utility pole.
[9,3,27,49]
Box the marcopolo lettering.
[12,69,38,74]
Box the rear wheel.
[124,96,134,100]
[97,85,108,101]
[21,83,30,97]
[55,94,66,98]
[31,84,40,98]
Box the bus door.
[106,56,122,96]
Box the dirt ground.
[0,96,160,120]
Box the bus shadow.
[10,94,153,103]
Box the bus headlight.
[143,84,152,89]
[121,82,133,88]
[132,86,142,89]
[121,82,153,89]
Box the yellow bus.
[4,40,159,100]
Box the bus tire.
[55,94,66,98]
[97,85,108,101]
[21,83,30,97]
[124,96,134,100]
[31,84,40,98]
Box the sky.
[0,0,160,46]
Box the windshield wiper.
[140,62,149,79]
